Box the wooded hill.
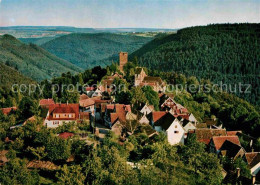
[0,63,35,89]
[130,24,260,105]
[41,33,153,69]
[0,35,82,82]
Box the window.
[55,114,59,118]
[53,121,59,125]
[174,131,179,134]
[69,114,72,118]
[175,125,177,128]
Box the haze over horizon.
[0,0,259,29]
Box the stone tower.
[119,52,128,72]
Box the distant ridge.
[0,34,82,82]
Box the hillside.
[19,37,57,45]
[41,33,153,69]
[0,35,82,82]
[130,24,260,105]
[0,63,35,89]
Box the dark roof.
[220,140,244,158]
[245,152,260,169]
[143,76,163,85]
[154,112,176,130]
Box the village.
[0,52,259,184]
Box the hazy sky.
[0,0,259,28]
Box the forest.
[0,57,259,184]
[41,33,153,69]
[0,35,81,81]
[130,23,260,105]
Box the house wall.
[189,113,198,124]
[139,115,149,124]
[140,105,152,115]
[53,113,75,119]
[44,120,75,128]
[184,122,196,133]
[111,121,123,136]
[166,120,185,145]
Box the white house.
[139,115,150,125]
[140,104,154,115]
[182,120,196,137]
[44,104,79,128]
[154,113,185,145]
[189,113,198,124]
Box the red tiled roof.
[152,111,167,123]
[227,131,242,136]
[58,132,75,139]
[1,107,17,115]
[79,98,95,107]
[79,112,90,120]
[107,104,115,110]
[212,136,241,150]
[39,99,55,106]
[48,104,79,120]
[110,113,119,124]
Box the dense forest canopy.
[41,33,153,69]
[130,23,260,105]
[0,35,82,82]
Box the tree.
[142,86,160,110]
[115,91,132,104]
[0,158,40,185]
[18,97,38,119]
[56,165,85,185]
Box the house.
[79,94,89,101]
[151,111,167,126]
[219,140,245,160]
[39,99,55,109]
[79,98,95,115]
[189,113,198,124]
[58,132,75,139]
[140,104,154,115]
[154,112,185,145]
[193,128,227,145]
[1,107,17,115]
[139,115,150,125]
[44,103,79,128]
[161,97,177,111]
[134,67,166,92]
[182,119,196,137]
[244,152,260,176]
[209,136,241,154]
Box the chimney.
[252,174,256,184]
[67,101,68,105]
[252,148,254,152]
[236,168,240,178]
